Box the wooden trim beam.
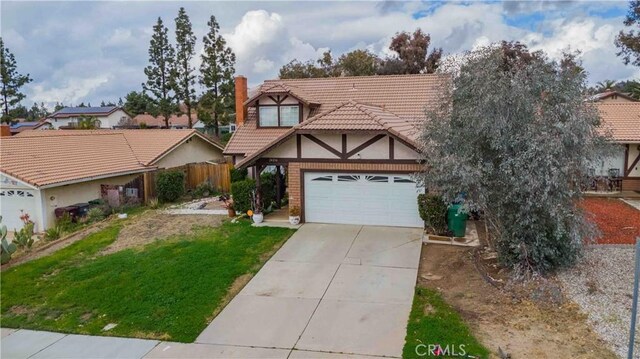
[303,134,342,158]
[341,134,347,160]
[296,134,302,158]
[346,134,385,158]
[626,148,640,177]
[389,137,395,160]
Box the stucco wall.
[154,136,223,168]
[41,174,139,229]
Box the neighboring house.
[590,90,638,103]
[131,113,203,129]
[1,129,225,231]
[597,102,640,191]
[225,74,447,228]
[44,106,133,129]
[9,121,41,135]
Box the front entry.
[303,172,424,228]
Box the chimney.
[0,124,10,137]
[235,76,248,127]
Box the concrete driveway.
[182,223,422,358]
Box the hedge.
[231,179,256,214]
[156,170,185,202]
[417,193,448,235]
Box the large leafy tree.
[279,59,327,79]
[338,50,379,76]
[124,90,157,116]
[143,17,175,128]
[616,0,640,66]
[0,38,32,122]
[199,15,236,136]
[173,7,197,128]
[596,79,617,92]
[388,29,442,74]
[418,42,609,275]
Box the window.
[259,107,278,127]
[394,177,415,183]
[311,175,333,182]
[258,104,300,127]
[280,106,299,126]
[338,175,360,182]
[365,175,388,183]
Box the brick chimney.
[235,76,248,127]
[0,124,10,137]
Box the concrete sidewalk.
[2,224,422,359]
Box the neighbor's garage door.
[304,172,424,228]
[0,189,37,231]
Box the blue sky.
[1,1,636,109]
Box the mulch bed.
[580,198,640,244]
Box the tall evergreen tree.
[173,7,197,128]
[199,15,236,136]
[143,17,175,128]
[616,0,640,66]
[0,37,32,122]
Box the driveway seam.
[26,331,68,358]
[288,225,363,357]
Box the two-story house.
[225,74,447,227]
[44,106,132,129]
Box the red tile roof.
[598,102,640,143]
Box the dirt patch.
[102,210,225,254]
[418,244,616,358]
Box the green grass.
[1,220,295,342]
[403,287,489,359]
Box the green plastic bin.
[447,204,468,237]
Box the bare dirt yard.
[419,243,616,358]
[102,210,225,254]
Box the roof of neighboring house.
[225,74,448,156]
[235,100,420,168]
[598,102,640,143]
[15,129,224,165]
[9,121,41,134]
[0,133,151,188]
[591,91,638,102]
[132,113,200,128]
[49,106,125,118]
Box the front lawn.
[403,287,489,359]
[1,220,295,342]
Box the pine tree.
[143,17,175,128]
[0,38,32,122]
[173,7,197,128]
[199,15,236,136]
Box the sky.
[1,0,637,110]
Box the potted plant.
[289,206,301,225]
[252,190,264,224]
[219,194,236,218]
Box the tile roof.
[225,74,447,156]
[15,129,223,165]
[591,91,638,102]
[234,100,420,168]
[132,113,200,128]
[245,82,321,106]
[598,102,640,143]
[0,133,150,188]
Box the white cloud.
[253,58,275,73]
[106,28,133,46]
[30,75,110,106]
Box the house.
[43,106,133,129]
[1,129,225,231]
[131,113,235,133]
[597,102,640,191]
[225,74,447,228]
[9,121,41,135]
[591,90,638,103]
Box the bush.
[418,194,448,235]
[230,167,248,183]
[14,222,35,249]
[193,181,215,198]
[147,197,160,209]
[220,132,233,144]
[156,170,185,202]
[87,207,105,223]
[260,172,277,208]
[56,212,77,233]
[231,179,256,214]
[45,226,62,241]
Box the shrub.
[220,132,233,144]
[147,197,160,209]
[289,206,300,217]
[231,179,256,214]
[56,212,77,232]
[45,226,62,241]
[230,167,248,183]
[0,217,17,264]
[14,222,35,249]
[193,181,215,198]
[156,170,185,202]
[260,172,277,207]
[418,194,448,235]
[87,207,105,223]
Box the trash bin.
[73,203,91,217]
[447,204,468,237]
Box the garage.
[303,172,424,228]
[0,188,37,231]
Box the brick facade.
[287,161,424,213]
[622,177,640,192]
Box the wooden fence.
[143,162,232,202]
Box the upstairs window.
[258,104,300,127]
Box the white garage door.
[304,172,424,228]
[0,189,37,231]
